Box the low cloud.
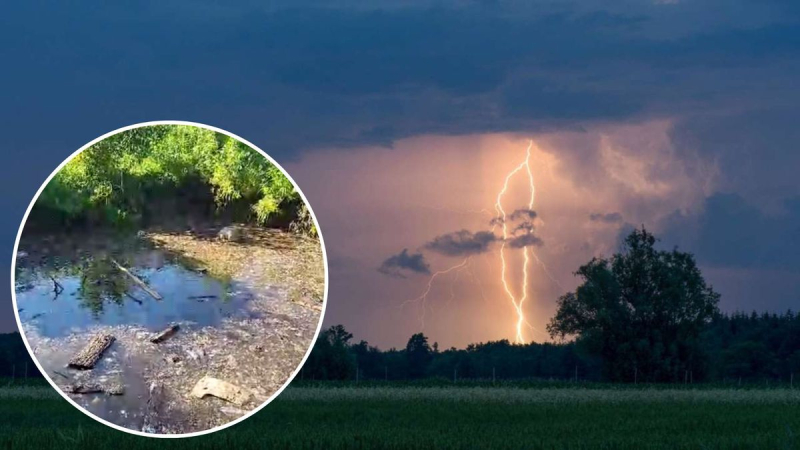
[425,230,499,257]
[510,208,537,221]
[589,212,624,224]
[507,233,544,249]
[377,249,431,278]
[489,208,537,226]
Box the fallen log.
[190,376,251,406]
[111,258,163,301]
[68,333,115,370]
[64,382,123,395]
[150,324,179,344]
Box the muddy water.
[15,231,321,434]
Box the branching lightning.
[401,257,471,330]
[402,140,558,343]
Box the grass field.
[0,383,798,449]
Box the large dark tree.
[406,333,433,378]
[547,228,720,382]
[303,325,356,380]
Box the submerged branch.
[111,258,163,301]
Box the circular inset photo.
[11,122,327,436]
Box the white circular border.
[9,120,329,438]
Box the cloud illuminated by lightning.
[402,140,555,343]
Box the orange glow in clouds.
[405,140,546,344]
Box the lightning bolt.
[401,257,471,330]
[494,140,538,344]
[403,140,558,343]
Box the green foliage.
[37,125,305,229]
[547,227,721,382]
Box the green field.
[1,384,798,449]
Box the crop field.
[0,383,798,449]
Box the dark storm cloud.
[590,212,624,224]
[425,230,499,257]
[512,221,534,236]
[489,209,537,226]
[377,249,431,278]
[661,193,800,271]
[4,0,800,161]
[509,209,537,221]
[424,226,543,256]
[3,0,800,330]
[507,233,544,249]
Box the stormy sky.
[2,1,800,348]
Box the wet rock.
[190,376,251,406]
[218,226,244,242]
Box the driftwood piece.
[68,333,115,370]
[111,258,163,301]
[190,376,251,406]
[64,382,124,395]
[150,324,179,344]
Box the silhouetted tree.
[303,325,356,380]
[406,333,433,378]
[547,228,720,382]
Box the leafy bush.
[36,125,309,232]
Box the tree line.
[302,229,800,384]
[5,229,798,383]
[0,333,40,380]
[301,312,800,384]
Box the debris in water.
[111,258,163,300]
[68,333,115,370]
[150,324,180,344]
[187,347,205,363]
[164,354,181,363]
[64,382,124,395]
[190,376,251,406]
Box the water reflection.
[15,247,256,338]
